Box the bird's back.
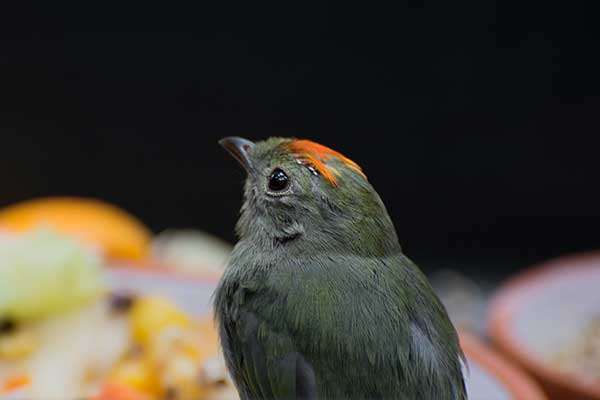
[214,248,467,400]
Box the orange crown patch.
[287,140,366,186]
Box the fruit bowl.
[488,251,600,399]
[460,331,547,400]
[0,256,233,400]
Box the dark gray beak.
[219,136,255,174]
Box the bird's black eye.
[268,168,289,192]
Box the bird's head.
[220,137,400,256]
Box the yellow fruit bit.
[159,354,206,399]
[150,326,201,362]
[129,296,191,347]
[108,357,160,397]
[0,327,37,359]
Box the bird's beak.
[219,136,256,175]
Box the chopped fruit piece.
[92,382,151,400]
[202,355,229,385]
[160,353,206,399]
[0,326,37,359]
[0,197,151,260]
[127,296,222,398]
[109,291,137,314]
[108,358,160,396]
[0,318,16,334]
[2,374,31,392]
[196,317,220,363]
[0,229,103,321]
[129,296,191,347]
[151,229,232,276]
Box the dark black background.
[1,3,599,277]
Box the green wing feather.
[214,252,466,400]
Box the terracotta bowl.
[461,331,547,400]
[488,251,600,399]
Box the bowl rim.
[460,330,548,400]
[107,258,222,285]
[487,250,600,399]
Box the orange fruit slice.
[2,374,31,393]
[0,197,151,261]
[92,382,152,400]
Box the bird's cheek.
[276,196,295,207]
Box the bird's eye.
[268,168,289,192]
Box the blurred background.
[1,3,599,279]
[0,1,600,286]
[1,3,600,399]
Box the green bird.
[214,137,467,400]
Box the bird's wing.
[218,300,317,400]
[215,253,466,400]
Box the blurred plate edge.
[487,250,600,400]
